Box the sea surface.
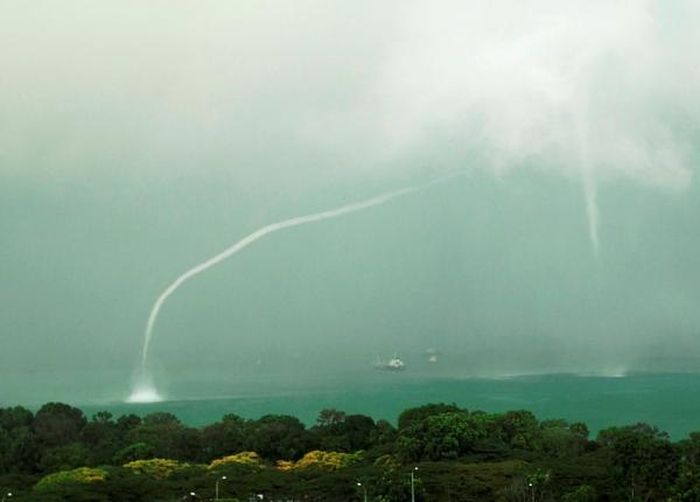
[3,369,700,439]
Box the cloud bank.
[373,1,698,186]
[1,1,697,187]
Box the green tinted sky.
[1,1,699,398]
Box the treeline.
[1,402,699,500]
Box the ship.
[425,347,440,364]
[373,355,406,371]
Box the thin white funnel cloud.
[582,172,600,258]
[574,106,600,258]
[133,174,457,399]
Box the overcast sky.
[1,1,699,400]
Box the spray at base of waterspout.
[126,372,164,403]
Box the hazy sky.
[1,1,699,399]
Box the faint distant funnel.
[128,174,458,402]
[581,167,600,258]
[574,104,600,258]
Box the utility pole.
[215,475,227,501]
[411,466,419,502]
[356,481,367,502]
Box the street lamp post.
[356,481,367,502]
[528,482,534,502]
[1,492,12,502]
[410,466,419,502]
[215,475,227,501]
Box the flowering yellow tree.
[123,458,189,479]
[209,451,264,470]
[35,467,107,491]
[278,450,362,471]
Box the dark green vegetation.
[1,402,700,501]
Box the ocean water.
[4,369,699,439]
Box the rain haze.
[1,1,700,422]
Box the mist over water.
[1,1,700,411]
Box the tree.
[562,484,597,502]
[343,415,375,451]
[369,419,397,449]
[495,410,540,450]
[34,467,108,501]
[201,414,247,461]
[0,406,33,431]
[39,442,90,473]
[672,432,700,501]
[113,442,154,465]
[397,411,489,461]
[283,450,361,471]
[116,414,142,432]
[33,403,87,448]
[374,465,426,502]
[312,411,375,452]
[316,408,346,428]
[397,403,462,430]
[81,411,120,466]
[246,415,312,460]
[0,406,37,474]
[3,425,40,474]
[538,420,588,458]
[122,458,190,480]
[125,413,201,461]
[209,451,264,470]
[142,412,180,427]
[597,423,679,501]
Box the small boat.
[374,355,406,371]
[425,348,440,363]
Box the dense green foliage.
[0,401,697,500]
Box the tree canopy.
[0,401,693,501]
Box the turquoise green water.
[4,368,699,438]
[10,372,694,439]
